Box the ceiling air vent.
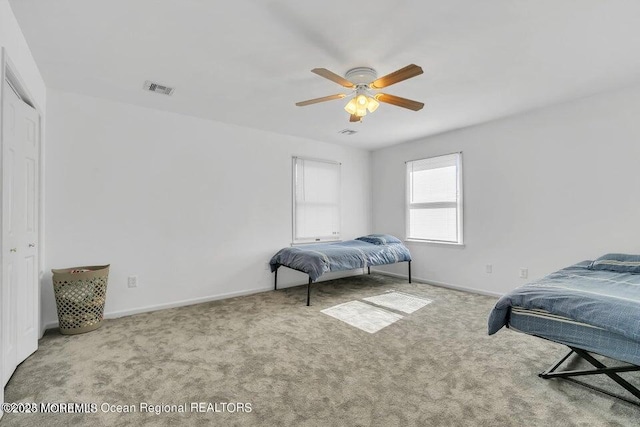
[143,81,174,96]
[338,129,358,135]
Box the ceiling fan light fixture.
[345,93,378,117]
[344,98,357,115]
[366,96,379,113]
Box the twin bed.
[488,254,640,405]
[270,234,412,306]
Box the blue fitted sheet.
[269,239,412,281]
[488,261,640,365]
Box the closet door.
[2,76,39,387]
[2,78,24,386]
[17,95,39,362]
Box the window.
[406,152,463,244]
[292,157,341,244]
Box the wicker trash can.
[51,265,109,335]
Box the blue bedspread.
[488,261,640,345]
[270,240,412,281]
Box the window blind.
[293,157,341,243]
[406,153,463,243]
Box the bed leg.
[367,266,370,275]
[307,277,311,306]
[539,347,640,405]
[573,348,640,401]
[274,266,279,291]
[408,261,412,283]
[539,350,574,378]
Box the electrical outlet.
[485,264,492,274]
[128,275,138,288]
[519,268,528,279]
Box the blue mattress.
[488,261,640,366]
[508,307,640,366]
[270,239,411,281]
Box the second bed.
[270,234,412,306]
[488,255,640,405]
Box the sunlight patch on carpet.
[321,301,403,333]
[363,291,433,314]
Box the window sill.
[291,239,341,246]
[404,239,465,248]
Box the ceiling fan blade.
[375,93,424,111]
[349,114,361,122]
[311,68,356,88]
[370,64,423,89]
[295,93,346,107]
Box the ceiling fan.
[295,64,424,122]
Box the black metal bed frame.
[539,346,640,406]
[273,260,412,306]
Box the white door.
[17,89,39,362]
[2,78,23,386]
[1,77,39,387]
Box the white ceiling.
[9,0,640,150]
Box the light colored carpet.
[2,274,639,426]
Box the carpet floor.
[2,274,639,426]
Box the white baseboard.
[42,285,273,332]
[372,269,503,298]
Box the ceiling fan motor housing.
[345,67,377,86]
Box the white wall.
[43,89,371,327]
[372,84,640,296]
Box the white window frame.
[405,152,464,245]
[292,156,341,245]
